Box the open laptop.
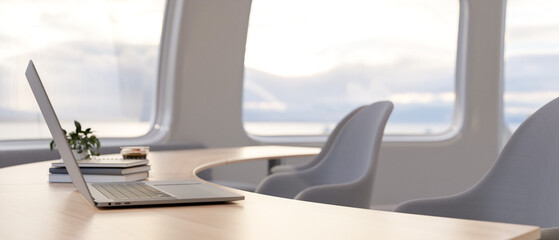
[25,60,244,207]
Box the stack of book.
[48,158,150,183]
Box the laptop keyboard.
[92,182,174,200]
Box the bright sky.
[506,0,559,55]
[244,0,459,78]
[0,0,162,61]
[0,0,556,126]
[503,0,559,119]
[0,0,164,112]
[244,0,559,117]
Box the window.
[504,0,559,131]
[0,0,164,140]
[243,0,460,137]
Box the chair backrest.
[270,106,365,174]
[255,101,393,208]
[466,97,559,227]
[310,101,393,185]
[396,97,559,228]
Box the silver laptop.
[25,60,244,207]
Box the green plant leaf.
[52,120,100,157]
[74,120,81,133]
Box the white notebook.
[51,158,149,168]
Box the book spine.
[49,166,150,175]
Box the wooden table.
[0,146,540,240]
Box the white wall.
[164,0,508,209]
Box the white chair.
[270,106,365,174]
[256,101,393,208]
[394,97,559,240]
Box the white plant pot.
[72,149,88,160]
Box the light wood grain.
[0,146,540,240]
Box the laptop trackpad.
[153,182,227,199]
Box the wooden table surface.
[0,146,540,240]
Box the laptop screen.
[25,60,96,206]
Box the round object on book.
[121,146,149,159]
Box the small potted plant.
[50,120,101,160]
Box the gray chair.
[270,106,365,174]
[394,97,559,240]
[256,101,393,208]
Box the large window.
[0,0,164,140]
[243,0,460,137]
[504,0,559,131]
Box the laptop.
[25,60,244,207]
